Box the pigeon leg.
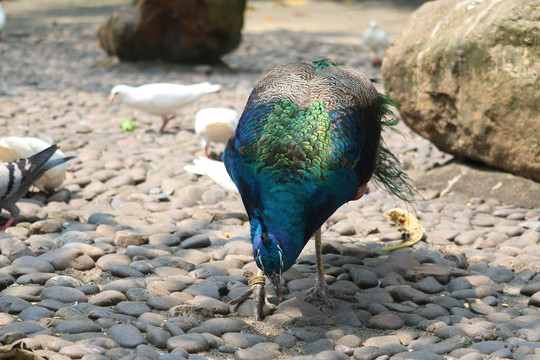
[0,217,15,232]
[305,228,335,308]
[228,270,276,321]
[159,115,175,134]
[1,204,19,231]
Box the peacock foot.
[305,278,335,309]
[305,279,358,309]
[227,275,276,321]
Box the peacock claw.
[305,279,335,309]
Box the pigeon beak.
[270,272,282,300]
[108,95,115,105]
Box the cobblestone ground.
[0,1,539,360]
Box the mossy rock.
[382,0,540,181]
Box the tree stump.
[98,0,246,64]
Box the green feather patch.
[379,93,399,130]
[254,99,333,179]
[312,59,344,72]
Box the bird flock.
[0,9,407,320]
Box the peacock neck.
[251,186,309,272]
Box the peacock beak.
[270,272,282,300]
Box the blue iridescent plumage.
[223,60,413,312]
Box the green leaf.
[121,118,136,132]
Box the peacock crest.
[312,59,344,71]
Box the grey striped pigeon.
[0,145,75,230]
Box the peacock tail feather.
[375,93,416,202]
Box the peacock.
[223,59,414,319]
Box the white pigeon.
[109,82,221,133]
[195,108,238,157]
[0,136,71,192]
[0,145,75,230]
[184,157,238,193]
[362,20,391,67]
[0,4,5,40]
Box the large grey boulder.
[382,0,540,182]
[98,0,246,64]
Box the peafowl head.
[253,232,284,299]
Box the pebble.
[275,334,298,349]
[392,351,444,359]
[330,310,362,327]
[528,291,540,306]
[41,286,87,303]
[145,326,170,349]
[114,230,148,247]
[468,340,510,354]
[414,303,449,319]
[167,333,210,353]
[186,295,230,315]
[0,322,45,337]
[349,267,379,288]
[366,313,404,330]
[107,324,146,348]
[188,318,247,336]
[88,290,127,306]
[390,286,431,304]
[316,350,349,360]
[302,339,334,355]
[18,306,55,321]
[0,295,32,314]
[235,348,277,360]
[95,253,131,271]
[411,276,445,294]
[222,332,264,348]
[55,319,102,334]
[353,347,384,360]
[182,235,211,249]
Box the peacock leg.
[305,228,335,308]
[228,270,276,321]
